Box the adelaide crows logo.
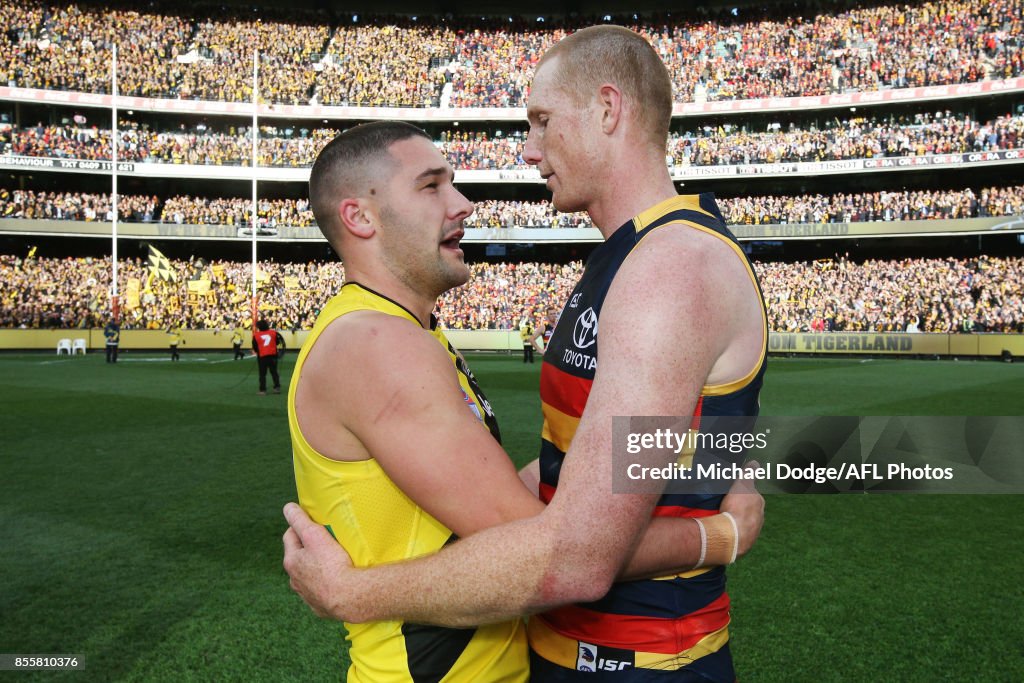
[576,642,597,672]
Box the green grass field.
[2,352,1022,681]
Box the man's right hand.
[720,460,765,559]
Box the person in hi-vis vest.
[252,319,284,395]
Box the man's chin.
[551,193,584,214]
[442,264,471,291]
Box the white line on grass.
[114,357,211,362]
[36,356,254,365]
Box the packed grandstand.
[1,0,1020,105]
[4,253,1022,334]
[0,0,1021,344]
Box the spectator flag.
[147,244,177,282]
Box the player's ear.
[597,83,623,135]
[339,198,375,240]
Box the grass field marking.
[36,359,77,366]
[114,357,212,363]
[208,357,255,365]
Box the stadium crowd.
[464,200,590,228]
[0,189,316,227]
[3,111,1022,171]
[2,186,1022,228]
[759,255,1024,334]
[2,253,1021,334]
[443,0,1024,107]
[315,23,449,107]
[176,14,329,105]
[0,253,343,331]
[667,112,1024,167]
[0,0,1020,107]
[722,185,1024,225]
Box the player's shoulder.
[604,219,758,343]
[301,310,461,413]
[321,308,424,337]
[639,220,740,267]
[617,224,738,299]
[310,310,448,373]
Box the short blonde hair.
[539,25,672,148]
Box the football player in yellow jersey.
[283,119,765,681]
[286,121,531,682]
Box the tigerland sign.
[768,333,1024,357]
[771,333,917,354]
[730,215,1024,239]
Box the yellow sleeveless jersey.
[288,282,528,683]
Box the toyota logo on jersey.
[572,307,598,349]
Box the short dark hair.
[309,121,431,244]
[256,319,269,331]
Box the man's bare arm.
[528,328,544,352]
[295,312,545,538]
[284,230,758,625]
[514,459,763,580]
[293,311,758,581]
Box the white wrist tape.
[721,511,739,564]
[694,517,708,569]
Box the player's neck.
[589,176,678,238]
[587,151,678,237]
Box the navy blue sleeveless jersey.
[529,194,767,681]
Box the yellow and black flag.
[147,244,177,283]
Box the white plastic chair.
[72,338,87,355]
[57,338,72,355]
